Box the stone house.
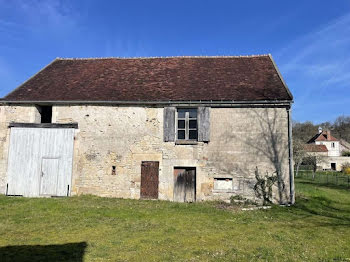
[306,128,350,171]
[307,127,341,157]
[0,55,294,204]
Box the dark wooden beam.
[9,122,78,129]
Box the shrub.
[253,167,278,205]
[343,167,350,175]
[341,162,350,175]
[230,195,258,206]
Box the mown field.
[0,177,350,261]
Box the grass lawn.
[297,170,350,188]
[1,179,350,261]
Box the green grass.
[1,179,350,261]
[298,170,350,188]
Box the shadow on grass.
[291,180,350,227]
[0,242,87,262]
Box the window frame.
[176,108,198,141]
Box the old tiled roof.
[304,144,328,152]
[3,55,293,102]
[307,131,339,143]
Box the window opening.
[177,108,197,140]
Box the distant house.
[303,144,328,157]
[0,55,294,204]
[307,127,341,157]
[305,127,350,170]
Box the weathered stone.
[201,182,213,196]
[0,105,292,203]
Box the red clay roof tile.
[307,131,339,143]
[3,55,293,102]
[304,144,328,152]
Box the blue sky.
[0,0,349,123]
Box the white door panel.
[6,128,74,197]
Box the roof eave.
[268,54,294,101]
[0,99,293,106]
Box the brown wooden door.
[141,161,159,199]
[174,168,196,202]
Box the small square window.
[189,120,197,129]
[188,109,197,118]
[178,130,185,140]
[189,130,198,140]
[178,120,185,129]
[214,178,233,191]
[178,109,186,118]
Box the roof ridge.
[56,54,271,60]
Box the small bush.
[230,195,245,201]
[341,162,350,175]
[343,167,350,175]
[230,195,258,206]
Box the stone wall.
[0,104,292,203]
[315,141,340,157]
[318,156,350,171]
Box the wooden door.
[140,161,159,199]
[174,168,196,202]
[40,158,59,196]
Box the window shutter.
[198,107,210,142]
[164,107,176,142]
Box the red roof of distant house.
[2,55,293,102]
[304,144,328,152]
[307,131,339,143]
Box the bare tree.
[302,153,326,179]
[292,121,318,142]
[293,139,307,177]
[293,115,350,143]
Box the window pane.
[189,130,198,140]
[188,109,197,118]
[178,130,185,139]
[178,109,186,118]
[178,120,185,129]
[189,120,197,129]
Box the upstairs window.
[331,142,335,148]
[163,107,209,143]
[37,105,52,123]
[177,108,197,140]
